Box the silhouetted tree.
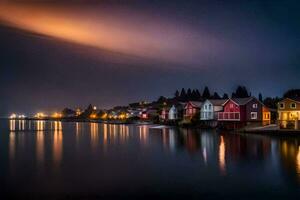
[283,89,300,98]
[157,96,167,103]
[258,93,263,102]
[202,86,211,99]
[180,88,187,101]
[174,90,180,99]
[62,108,76,117]
[187,88,192,99]
[191,90,198,100]
[223,93,229,99]
[263,97,281,109]
[232,86,250,98]
[196,89,201,100]
[212,92,221,99]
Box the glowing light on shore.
[52,112,63,118]
[10,114,17,119]
[35,113,46,119]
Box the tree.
[283,89,300,98]
[157,96,167,103]
[232,86,250,98]
[212,92,221,99]
[258,93,263,102]
[174,90,180,99]
[62,108,76,117]
[196,89,201,100]
[202,86,211,99]
[263,97,280,109]
[180,88,186,101]
[223,93,229,99]
[187,88,192,99]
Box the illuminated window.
[230,104,234,108]
[252,104,258,109]
[251,112,257,119]
[290,103,296,109]
[279,103,285,109]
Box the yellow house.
[277,98,300,129]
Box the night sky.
[1,0,300,116]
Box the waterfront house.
[168,105,178,120]
[160,107,169,121]
[218,97,271,126]
[200,99,227,120]
[184,101,202,120]
[277,98,300,129]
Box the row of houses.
[160,97,273,127]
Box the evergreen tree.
[180,88,186,101]
[196,89,201,100]
[202,86,211,99]
[283,89,300,98]
[174,90,180,99]
[187,88,192,99]
[212,92,221,99]
[232,86,250,98]
[258,93,263,102]
[223,93,229,99]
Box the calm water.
[1,119,300,199]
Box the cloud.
[0,1,223,66]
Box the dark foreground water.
[1,120,300,199]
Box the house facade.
[277,98,300,129]
[218,97,271,125]
[200,99,227,120]
[160,107,169,121]
[168,105,178,120]
[184,101,202,120]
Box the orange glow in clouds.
[0,2,207,64]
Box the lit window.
[279,103,285,109]
[252,104,258,109]
[291,103,296,109]
[251,112,257,119]
[230,104,234,108]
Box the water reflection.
[139,126,148,145]
[297,147,300,177]
[219,136,226,175]
[53,121,63,166]
[36,129,45,164]
[90,123,99,150]
[5,120,300,193]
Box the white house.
[168,105,178,120]
[200,99,227,120]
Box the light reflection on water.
[3,120,300,198]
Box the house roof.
[230,97,255,105]
[207,99,227,106]
[187,101,202,108]
[283,97,300,103]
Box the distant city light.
[52,112,63,118]
[35,112,46,119]
[9,113,17,119]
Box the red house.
[160,107,169,121]
[184,101,202,119]
[218,97,271,125]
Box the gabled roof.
[206,99,227,106]
[231,97,255,105]
[280,97,300,103]
[186,101,202,108]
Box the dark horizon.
[1,0,300,116]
